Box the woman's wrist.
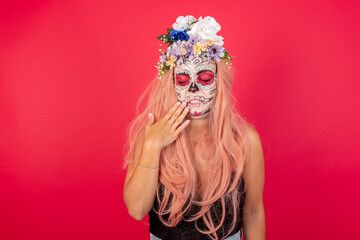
[137,139,162,170]
[143,139,162,151]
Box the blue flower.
[170,29,189,41]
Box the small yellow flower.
[168,62,175,69]
[180,47,187,55]
[204,39,216,46]
[165,56,176,69]
[169,55,177,62]
[201,43,208,52]
[193,42,202,55]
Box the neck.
[186,111,210,142]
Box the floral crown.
[155,15,234,80]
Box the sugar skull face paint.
[174,56,217,117]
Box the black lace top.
[148,175,246,240]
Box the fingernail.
[182,102,187,106]
[149,113,152,118]
[177,102,181,105]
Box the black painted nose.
[188,82,199,93]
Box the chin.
[188,108,211,117]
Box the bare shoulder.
[244,124,263,165]
[242,123,265,187]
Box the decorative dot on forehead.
[194,65,215,73]
[176,69,191,75]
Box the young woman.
[123,16,265,240]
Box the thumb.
[147,113,155,126]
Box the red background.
[1,0,359,239]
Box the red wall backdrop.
[0,0,359,239]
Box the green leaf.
[157,34,171,43]
[167,28,174,35]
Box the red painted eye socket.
[197,71,214,85]
[175,74,190,86]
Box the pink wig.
[123,59,252,240]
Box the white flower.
[172,15,197,31]
[187,16,224,46]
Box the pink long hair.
[123,59,252,240]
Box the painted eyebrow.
[196,69,215,75]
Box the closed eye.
[175,74,190,86]
[197,71,214,85]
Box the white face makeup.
[174,56,217,118]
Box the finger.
[163,102,182,122]
[174,119,190,136]
[168,101,187,126]
[171,106,189,130]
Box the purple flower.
[176,56,184,65]
[208,44,225,61]
[188,52,194,61]
[168,44,181,58]
[186,35,203,46]
[184,43,193,56]
[159,53,166,64]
